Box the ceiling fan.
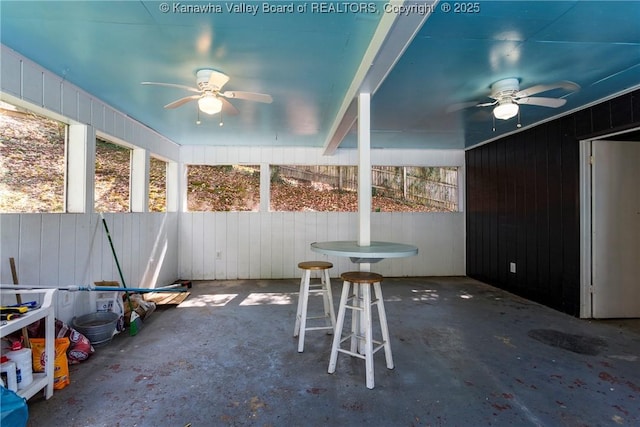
[448,78,580,120]
[142,68,273,116]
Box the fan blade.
[164,95,201,109]
[515,81,579,98]
[141,81,201,93]
[476,101,498,107]
[515,97,566,108]
[220,97,239,116]
[207,71,230,90]
[221,91,273,104]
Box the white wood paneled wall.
[179,211,465,280]
[0,213,179,324]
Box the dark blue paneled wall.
[466,90,640,316]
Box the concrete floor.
[25,277,640,426]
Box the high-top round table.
[310,240,418,263]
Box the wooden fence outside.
[273,165,458,211]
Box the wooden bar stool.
[328,271,393,389]
[294,261,336,352]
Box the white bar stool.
[328,271,393,389]
[294,261,336,352]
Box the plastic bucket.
[95,292,116,312]
[1,359,18,392]
[72,312,119,346]
[5,348,33,390]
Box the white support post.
[260,163,270,212]
[166,161,179,212]
[178,163,188,212]
[358,92,371,272]
[130,148,149,212]
[66,124,95,213]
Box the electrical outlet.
[509,262,516,274]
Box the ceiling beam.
[322,0,436,155]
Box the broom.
[100,214,142,336]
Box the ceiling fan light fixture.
[198,95,222,115]
[493,101,519,120]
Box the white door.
[591,140,640,318]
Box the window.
[371,166,458,212]
[270,165,358,212]
[187,165,260,211]
[149,157,166,212]
[94,138,131,212]
[270,165,458,212]
[0,102,66,213]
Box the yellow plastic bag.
[30,337,71,390]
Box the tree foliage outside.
[95,139,130,212]
[0,106,65,213]
[188,165,260,212]
[149,157,166,212]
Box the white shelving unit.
[1,288,56,400]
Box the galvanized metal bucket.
[72,312,119,346]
